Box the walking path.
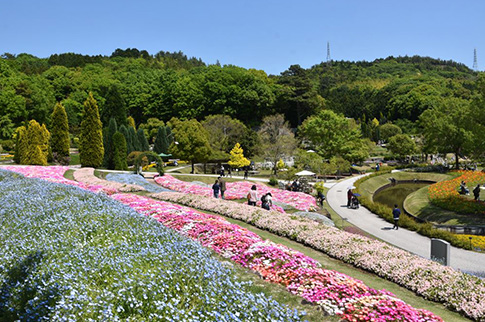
[327,175,485,276]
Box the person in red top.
[347,189,354,208]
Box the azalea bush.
[151,191,485,321]
[113,193,442,321]
[428,170,485,215]
[0,169,305,321]
[155,174,317,212]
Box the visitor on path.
[261,192,272,210]
[212,180,220,198]
[248,185,258,206]
[218,176,227,199]
[228,168,232,178]
[220,165,225,177]
[347,189,354,208]
[244,169,249,180]
[460,181,470,195]
[392,204,401,230]
[473,184,481,201]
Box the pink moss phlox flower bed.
[150,191,485,321]
[0,165,115,194]
[154,174,317,212]
[73,167,145,192]
[112,193,442,320]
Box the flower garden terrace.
[1,166,483,320]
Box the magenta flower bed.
[112,193,442,320]
[0,165,115,194]
[151,191,485,321]
[154,174,317,211]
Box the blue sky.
[1,0,484,75]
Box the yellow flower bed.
[454,234,485,251]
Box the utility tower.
[473,48,478,71]
[326,42,332,66]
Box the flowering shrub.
[0,169,305,321]
[113,193,443,320]
[428,171,485,215]
[155,174,317,211]
[151,191,485,321]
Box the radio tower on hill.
[473,48,478,71]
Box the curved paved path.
[327,175,485,276]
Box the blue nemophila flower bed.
[0,170,304,321]
[106,173,172,193]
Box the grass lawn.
[69,152,80,165]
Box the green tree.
[258,114,297,174]
[419,98,474,169]
[299,109,369,162]
[153,126,169,154]
[139,118,165,144]
[80,92,104,168]
[103,118,118,169]
[50,102,70,164]
[118,125,133,154]
[169,119,212,173]
[379,123,402,142]
[129,126,141,151]
[228,143,250,169]
[127,116,136,129]
[22,120,49,165]
[112,131,128,170]
[13,126,27,164]
[387,134,416,160]
[201,114,247,155]
[137,128,149,151]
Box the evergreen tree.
[118,125,133,154]
[165,126,173,146]
[153,126,167,154]
[112,131,128,170]
[127,116,136,129]
[22,120,49,165]
[50,102,70,164]
[137,128,149,151]
[130,126,141,151]
[13,126,27,164]
[228,143,250,169]
[103,118,118,169]
[80,92,104,168]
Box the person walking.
[347,189,354,208]
[248,185,258,206]
[219,176,227,199]
[473,184,481,201]
[212,179,220,198]
[244,169,249,180]
[392,204,401,230]
[261,192,272,210]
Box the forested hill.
[0,49,480,143]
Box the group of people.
[211,176,227,199]
[459,181,482,201]
[247,185,273,210]
[218,165,248,179]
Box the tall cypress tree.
[153,126,166,154]
[50,102,70,164]
[129,126,140,151]
[103,117,118,169]
[22,120,49,166]
[137,128,149,151]
[166,126,173,146]
[118,125,132,154]
[80,92,104,168]
[113,131,128,170]
[14,126,26,164]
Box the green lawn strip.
[220,216,468,322]
[64,169,75,180]
[69,152,80,165]
[358,172,451,198]
[404,187,485,225]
